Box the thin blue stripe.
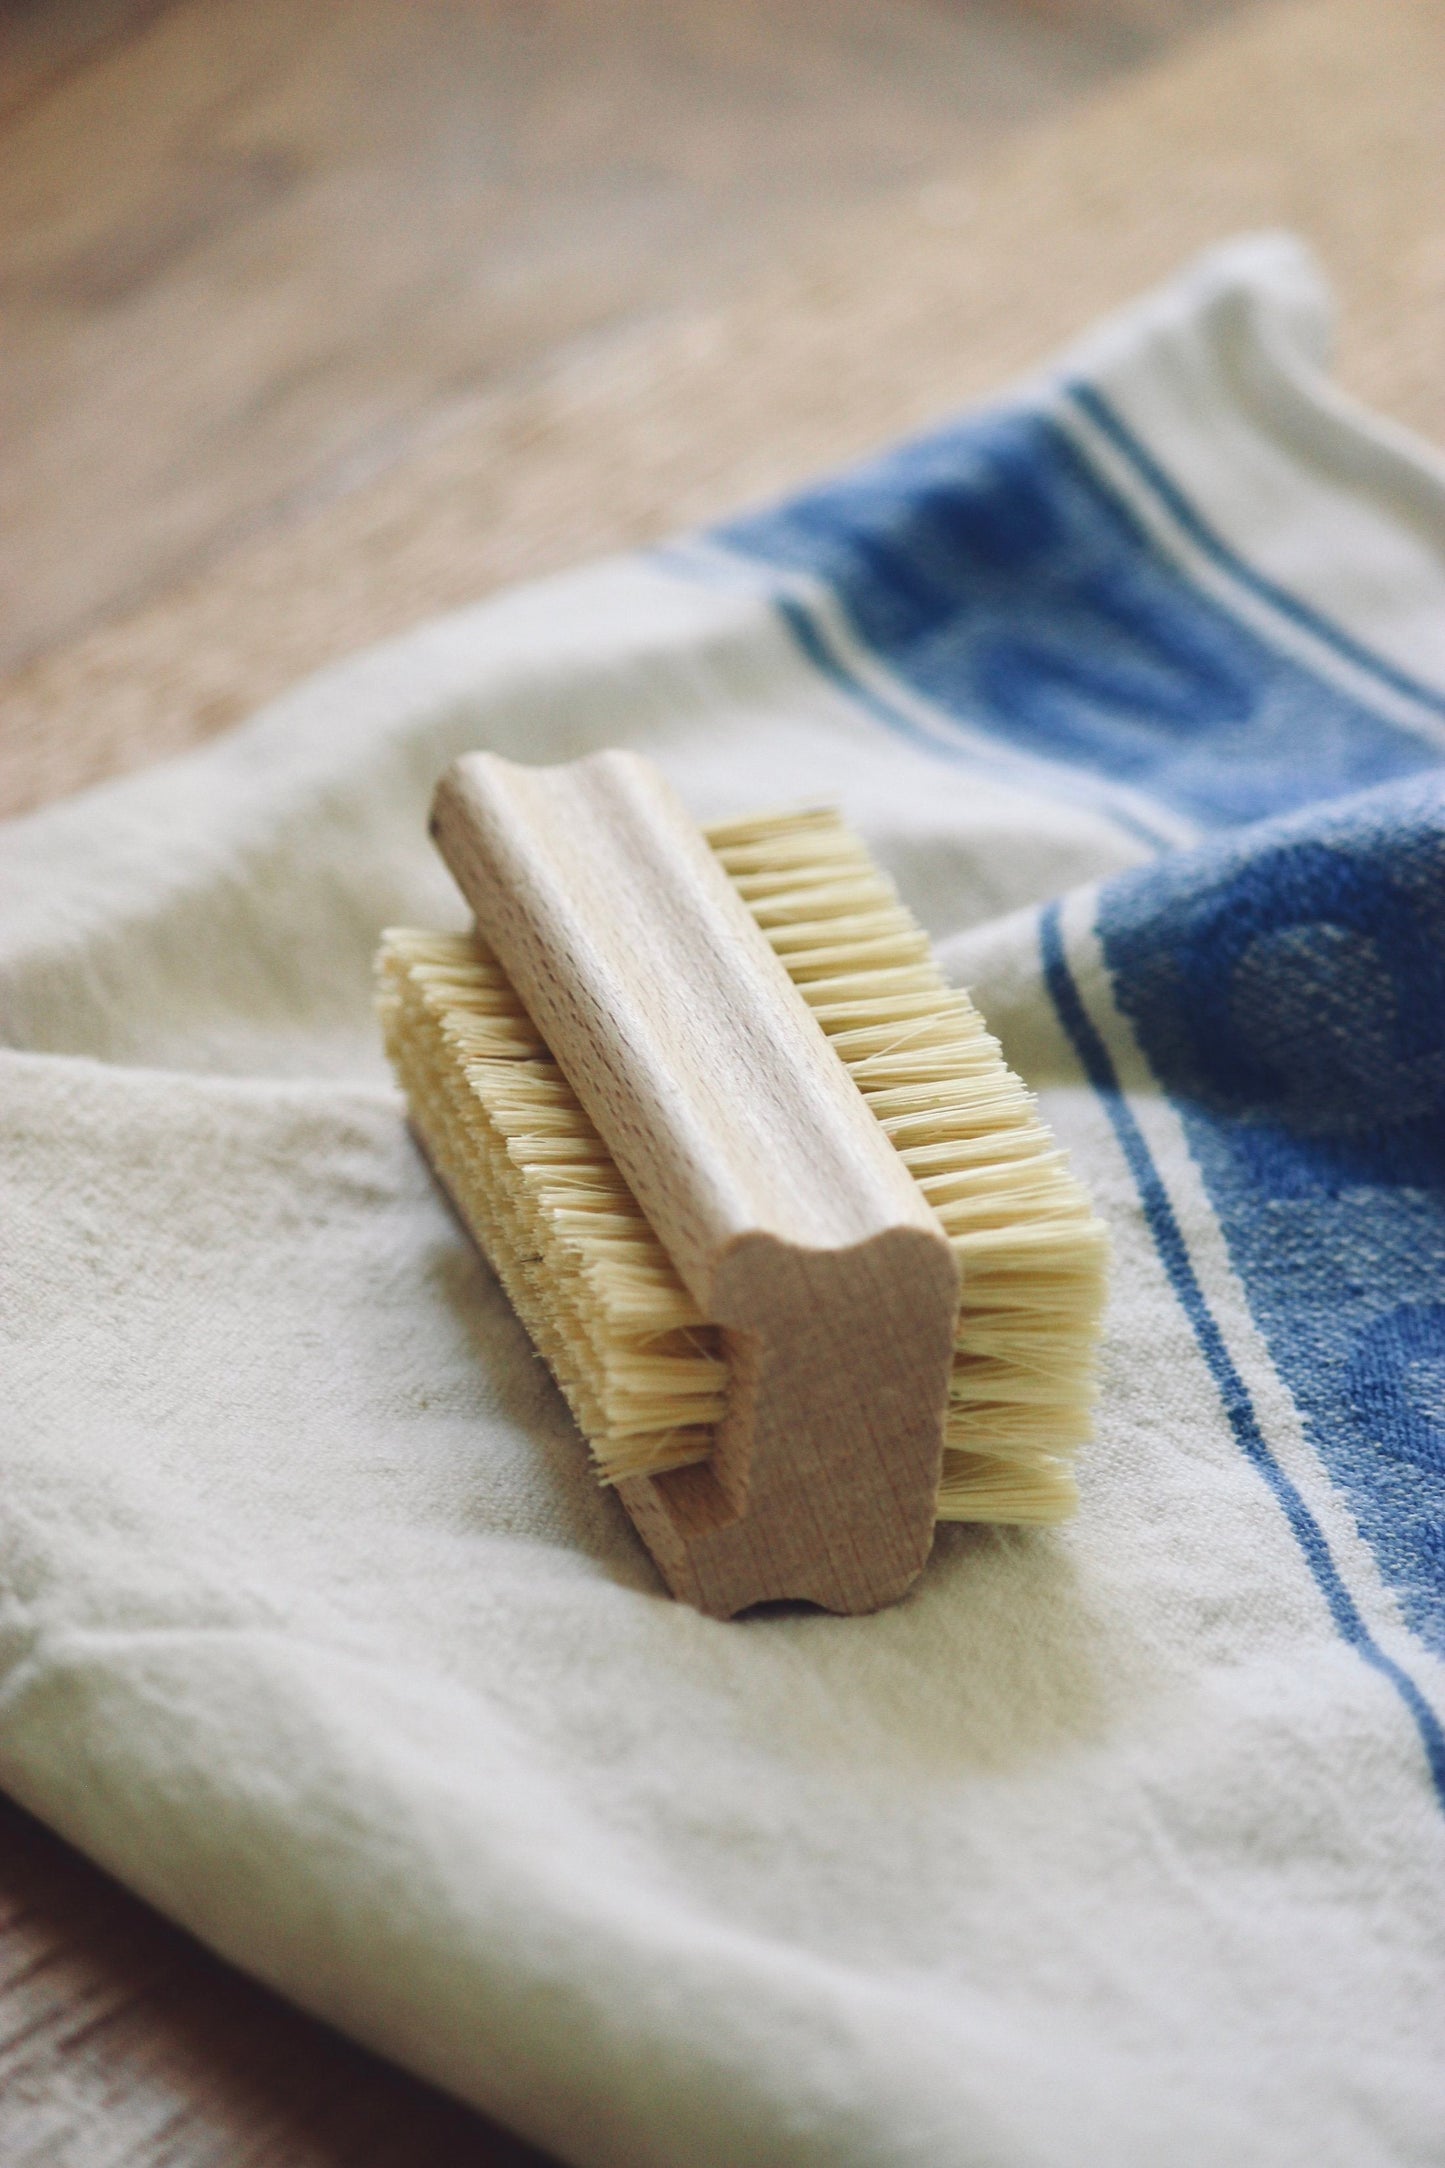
[1066,381,1445,723]
[772,595,1176,855]
[1040,900,1445,1811]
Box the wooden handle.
[431,750,959,1616]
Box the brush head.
[378,754,1108,1613]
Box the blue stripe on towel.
[765,589,1175,852]
[712,404,1439,828]
[1064,382,1445,724]
[1042,898,1445,1808]
[1088,780,1445,1664]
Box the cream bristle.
[377,808,1107,1520]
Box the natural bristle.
[377,807,1107,1522]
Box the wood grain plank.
[0,0,173,122]
[2,0,1436,826]
[0,0,1161,681]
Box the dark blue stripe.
[1067,382,1445,723]
[1040,900,1445,1810]
[772,594,1176,855]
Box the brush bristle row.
[376,937,725,1482]
[378,806,1107,1519]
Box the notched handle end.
[622,1224,959,1617]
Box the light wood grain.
[431,750,959,1615]
[0,0,165,120]
[2,0,1438,826]
[0,0,1159,686]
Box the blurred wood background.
[1,0,1245,694]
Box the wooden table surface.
[15,1,1431,2161]
[2,0,1202,692]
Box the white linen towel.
[3,234,1444,2167]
